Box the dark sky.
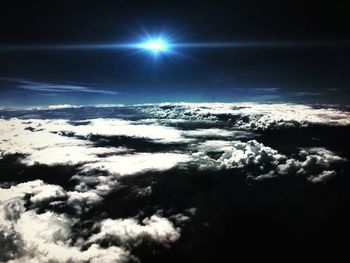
[0,0,350,105]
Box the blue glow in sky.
[1,28,350,106]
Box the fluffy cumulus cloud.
[271,147,346,182]
[194,139,286,170]
[8,210,130,263]
[0,103,349,261]
[192,139,346,182]
[29,184,67,204]
[66,191,103,214]
[88,215,180,245]
[3,216,130,263]
[0,180,182,262]
[0,180,58,207]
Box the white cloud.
[66,191,102,214]
[16,210,72,245]
[308,170,337,183]
[299,147,345,163]
[0,180,50,206]
[274,147,346,182]
[6,244,130,263]
[88,215,180,245]
[67,118,187,143]
[30,184,67,204]
[22,145,127,166]
[193,140,345,183]
[0,118,188,167]
[138,102,350,129]
[0,181,69,228]
[194,140,286,170]
[0,118,85,156]
[0,179,180,262]
[82,152,191,176]
[7,210,130,263]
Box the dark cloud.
[0,226,25,261]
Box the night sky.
[0,0,350,105]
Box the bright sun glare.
[140,39,168,53]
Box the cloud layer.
[0,102,349,262]
[139,102,350,129]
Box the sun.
[139,39,169,54]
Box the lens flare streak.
[0,41,348,52]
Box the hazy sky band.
[1,41,349,51]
